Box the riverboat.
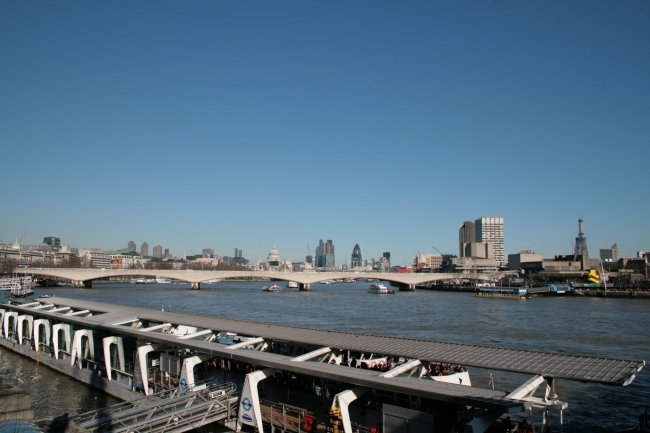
[8,277,35,298]
[1,276,34,298]
[286,281,299,288]
[35,278,60,287]
[368,283,389,294]
[262,283,282,292]
[155,277,172,284]
[476,287,529,299]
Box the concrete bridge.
[14,268,504,291]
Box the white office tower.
[475,217,504,264]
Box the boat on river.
[262,283,281,292]
[155,277,172,284]
[6,276,35,298]
[368,283,389,294]
[476,287,529,299]
[286,281,299,288]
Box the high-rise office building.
[315,240,325,268]
[325,240,334,255]
[128,240,136,251]
[600,244,619,262]
[351,244,362,268]
[203,248,215,258]
[475,217,504,264]
[141,242,149,257]
[153,245,163,259]
[324,240,335,268]
[383,252,391,268]
[235,248,242,258]
[164,248,171,259]
[574,218,589,257]
[315,239,335,268]
[458,222,475,257]
[43,237,61,247]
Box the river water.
[2,281,648,432]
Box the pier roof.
[9,298,645,388]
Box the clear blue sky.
[1,1,649,266]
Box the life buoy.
[301,415,315,432]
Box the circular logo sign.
[242,397,252,411]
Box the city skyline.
[1,214,645,267]
[1,2,648,266]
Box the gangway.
[69,380,238,433]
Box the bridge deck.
[11,297,644,388]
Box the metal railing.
[70,379,237,433]
[260,399,315,433]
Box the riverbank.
[572,289,650,299]
[416,285,650,299]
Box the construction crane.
[18,230,28,243]
[432,246,445,256]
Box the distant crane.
[432,246,445,256]
[18,230,28,243]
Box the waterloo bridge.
[13,268,509,291]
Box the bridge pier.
[299,283,310,291]
[191,282,200,290]
[73,280,92,288]
[399,283,416,291]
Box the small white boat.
[368,283,389,294]
[287,281,299,289]
[262,284,282,292]
[38,294,54,299]
[155,277,172,284]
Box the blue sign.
[241,397,252,411]
[180,378,187,391]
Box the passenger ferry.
[155,277,172,284]
[476,287,529,299]
[286,281,299,288]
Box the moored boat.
[1,276,34,297]
[11,286,35,298]
[286,281,299,289]
[476,287,529,299]
[155,277,172,284]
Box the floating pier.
[0,298,644,433]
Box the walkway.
[69,380,237,433]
